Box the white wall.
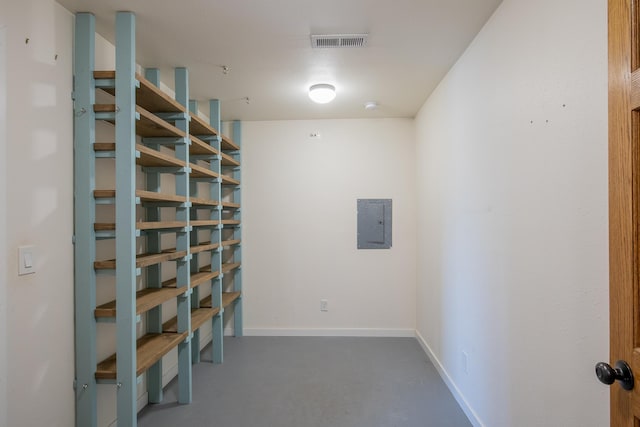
[1,1,75,426]
[242,119,417,336]
[414,0,609,426]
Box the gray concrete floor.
[137,337,472,427]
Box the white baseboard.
[243,328,416,337]
[414,330,485,427]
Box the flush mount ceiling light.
[309,84,336,104]
[364,101,378,110]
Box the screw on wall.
[55,54,58,61]
[25,38,29,44]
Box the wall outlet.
[320,299,328,312]
[462,351,468,374]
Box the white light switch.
[18,245,36,275]
[24,252,33,268]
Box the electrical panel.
[357,199,392,249]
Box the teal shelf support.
[188,100,198,117]
[188,99,201,365]
[210,99,224,364]
[232,120,243,337]
[145,68,160,87]
[143,67,163,405]
[174,67,193,404]
[74,12,241,423]
[73,12,98,427]
[115,11,138,427]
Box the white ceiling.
[56,0,502,121]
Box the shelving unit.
[73,11,242,427]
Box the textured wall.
[414,0,609,425]
[2,2,75,426]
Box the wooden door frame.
[610,0,638,425]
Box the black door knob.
[595,360,634,390]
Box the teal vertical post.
[143,67,163,404]
[174,67,193,403]
[145,68,160,87]
[188,100,198,117]
[73,12,97,427]
[232,120,243,337]
[115,11,137,427]
[210,100,224,363]
[188,100,201,365]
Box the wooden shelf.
[221,219,241,226]
[94,143,187,169]
[222,201,241,210]
[95,286,186,318]
[221,135,240,151]
[189,134,238,166]
[188,169,239,189]
[95,332,187,380]
[94,221,187,231]
[190,241,220,254]
[221,174,240,186]
[187,114,238,151]
[191,220,220,228]
[94,189,187,205]
[192,271,220,287]
[200,292,241,309]
[93,142,115,152]
[94,249,187,270]
[190,135,219,157]
[189,113,220,137]
[221,152,240,167]
[222,292,241,308]
[190,196,219,208]
[221,239,241,247]
[189,163,219,179]
[163,271,219,289]
[222,262,241,274]
[161,242,218,256]
[94,240,217,270]
[162,307,220,334]
[198,264,215,273]
[94,71,187,114]
[137,144,186,168]
[94,104,186,138]
[189,265,237,279]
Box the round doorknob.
[595,360,634,390]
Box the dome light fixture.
[309,83,336,104]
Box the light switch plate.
[18,245,36,275]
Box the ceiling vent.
[311,34,368,48]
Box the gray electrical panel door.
[357,199,392,249]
